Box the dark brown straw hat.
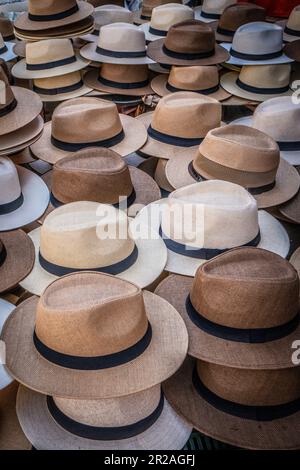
[0,17,15,41]
[284,39,300,62]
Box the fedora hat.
[20,200,167,294]
[32,71,92,102]
[17,383,192,449]
[12,38,89,80]
[165,124,300,209]
[3,271,188,398]
[151,65,231,101]
[82,5,134,42]
[278,6,300,43]
[220,63,293,102]
[0,116,44,157]
[133,0,181,26]
[194,0,236,23]
[221,22,293,66]
[0,17,15,41]
[0,157,49,232]
[291,247,300,277]
[284,39,300,62]
[14,16,95,41]
[164,357,300,450]
[84,63,153,96]
[147,20,230,66]
[80,23,153,64]
[138,92,222,160]
[231,97,300,165]
[139,3,194,42]
[135,180,290,277]
[30,97,147,163]
[0,298,15,390]
[0,33,16,61]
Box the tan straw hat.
[277,6,300,43]
[14,16,95,41]
[82,5,134,42]
[133,0,181,26]
[194,0,236,23]
[30,97,148,163]
[3,271,188,398]
[32,71,92,102]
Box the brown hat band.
[0,44,7,55]
[33,79,83,96]
[148,125,203,147]
[46,390,164,440]
[285,26,300,37]
[96,47,146,58]
[230,48,283,61]
[50,187,137,209]
[0,242,7,267]
[51,128,125,152]
[26,55,77,71]
[0,192,24,215]
[162,44,215,60]
[98,75,149,89]
[236,78,290,95]
[0,97,17,117]
[166,82,220,95]
[28,4,79,22]
[192,367,300,421]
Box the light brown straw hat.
[290,247,300,277]
[138,92,222,160]
[32,71,92,102]
[151,65,231,101]
[0,116,44,157]
[165,124,300,209]
[82,5,134,42]
[0,33,16,61]
[194,0,237,23]
[277,6,300,43]
[30,97,148,163]
[147,20,230,66]
[3,271,188,398]
[133,0,181,26]
[0,17,15,42]
[164,357,300,450]
[135,180,290,277]
[155,247,300,369]
[17,384,192,450]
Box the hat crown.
[202,0,236,15]
[26,39,75,66]
[51,97,123,144]
[98,23,146,53]
[94,5,133,27]
[168,65,219,90]
[28,0,78,15]
[35,272,149,357]
[164,20,216,54]
[150,4,194,30]
[100,63,148,83]
[238,63,291,89]
[0,157,21,205]
[141,0,181,18]
[33,70,82,89]
[219,3,266,30]
[152,91,222,139]
[232,22,283,55]
[287,5,300,29]
[0,17,14,38]
[191,247,299,329]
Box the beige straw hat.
[82,5,134,42]
[30,97,148,163]
[278,6,300,42]
[3,271,188,398]
[133,0,181,26]
[194,0,236,23]
[135,180,290,277]
[0,33,16,61]
[32,71,92,102]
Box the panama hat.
[164,357,300,450]
[14,16,95,41]
[80,23,153,64]
[3,271,188,398]
[220,64,293,102]
[147,20,230,66]
[221,22,293,66]
[231,97,300,165]
[133,0,181,26]
[0,298,15,390]
[284,39,300,62]
[138,92,222,160]
[0,116,44,157]
[30,97,147,163]
[17,383,192,450]
[0,34,16,61]
[32,71,92,102]
[291,247,300,277]
[151,65,231,101]
[165,125,300,209]
[0,17,15,41]
[0,157,49,232]
[135,180,290,277]
[139,4,194,42]
[194,0,236,23]
[84,63,153,96]
[82,5,134,42]
[277,6,300,43]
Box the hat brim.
[30,115,148,163]
[151,74,231,101]
[279,191,300,224]
[147,38,230,66]
[0,299,15,389]
[164,358,300,450]
[16,385,192,450]
[155,272,300,369]
[80,42,154,65]
[36,83,92,102]
[0,116,44,155]
[0,87,42,136]
[149,62,170,74]
[194,7,219,23]
[14,22,94,41]
[221,42,293,65]
[0,166,49,232]
[0,42,17,61]
[231,116,300,166]
[220,71,293,102]
[83,69,154,96]
[135,198,290,276]
[290,247,300,277]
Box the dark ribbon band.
[0,45,8,55]
[162,45,215,60]
[230,48,283,61]
[149,26,167,37]
[0,193,24,215]
[26,55,77,71]
[186,295,300,343]
[148,125,203,148]
[166,82,220,95]
[284,26,300,37]
[33,322,152,370]
[96,46,146,58]
[3,34,15,41]
[51,129,125,152]
[28,4,79,22]
[47,390,164,440]
[50,189,137,210]
[0,98,17,117]
[236,78,290,95]
[92,29,100,36]
[98,76,149,90]
[192,367,300,421]
[201,11,220,19]
[140,14,151,20]
[0,244,7,267]
[277,141,300,152]
[216,26,235,37]
[33,80,83,96]
[159,226,261,260]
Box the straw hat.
[133,0,181,26]
[139,4,194,42]
[84,63,153,96]
[17,383,192,449]
[138,92,222,160]
[0,298,15,389]
[147,20,230,66]
[194,0,236,23]
[0,157,49,232]
[231,97,300,165]
[0,17,15,41]
[164,357,300,450]
[151,65,231,101]
[284,39,300,62]
[3,271,188,398]
[30,97,147,163]
[32,71,92,102]
[277,6,300,43]
[0,116,44,157]
[135,180,290,277]
[80,23,153,64]
[165,125,300,209]
[0,34,16,61]
[14,16,95,41]
[290,247,300,277]
[82,5,134,42]
[221,22,293,66]
[220,64,292,102]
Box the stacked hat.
[82,5,134,42]
[2,271,192,449]
[13,0,95,40]
[194,0,237,23]
[156,248,300,449]
[277,5,300,42]
[133,0,181,26]
[0,16,15,41]
[0,33,16,61]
